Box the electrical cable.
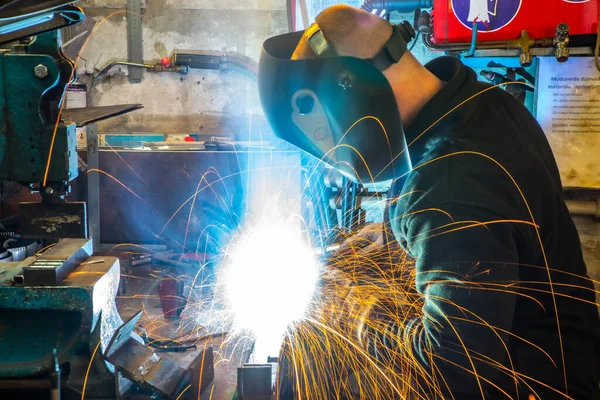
[408,31,420,51]
[146,331,229,352]
[465,20,478,57]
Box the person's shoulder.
[400,141,517,208]
[471,81,531,115]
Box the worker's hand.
[337,223,389,256]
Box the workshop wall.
[76,0,288,138]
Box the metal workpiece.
[0,255,123,382]
[190,347,215,399]
[237,364,274,400]
[18,238,92,286]
[105,312,215,399]
[157,277,187,320]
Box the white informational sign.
[537,57,600,188]
[65,84,87,109]
[76,127,87,150]
[66,83,88,150]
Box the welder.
[258,5,600,399]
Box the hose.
[361,0,432,13]
[408,31,420,51]
[223,52,258,78]
[422,32,509,52]
[465,21,478,57]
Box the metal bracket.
[237,364,273,400]
[86,126,100,251]
[126,0,143,83]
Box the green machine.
[0,2,123,398]
[0,1,141,239]
[0,3,212,399]
[0,2,82,200]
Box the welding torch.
[93,59,188,84]
[93,51,257,84]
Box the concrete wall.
[76,0,288,138]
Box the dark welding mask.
[258,21,415,183]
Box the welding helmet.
[258,21,415,183]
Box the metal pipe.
[422,32,511,51]
[361,0,433,13]
[565,200,600,218]
[93,61,189,84]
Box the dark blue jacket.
[375,57,600,399]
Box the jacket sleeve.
[364,159,526,398]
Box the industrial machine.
[0,2,214,399]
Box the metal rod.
[422,32,510,51]
[87,127,100,250]
[362,0,433,12]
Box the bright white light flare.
[223,215,319,338]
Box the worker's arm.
[361,160,524,398]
